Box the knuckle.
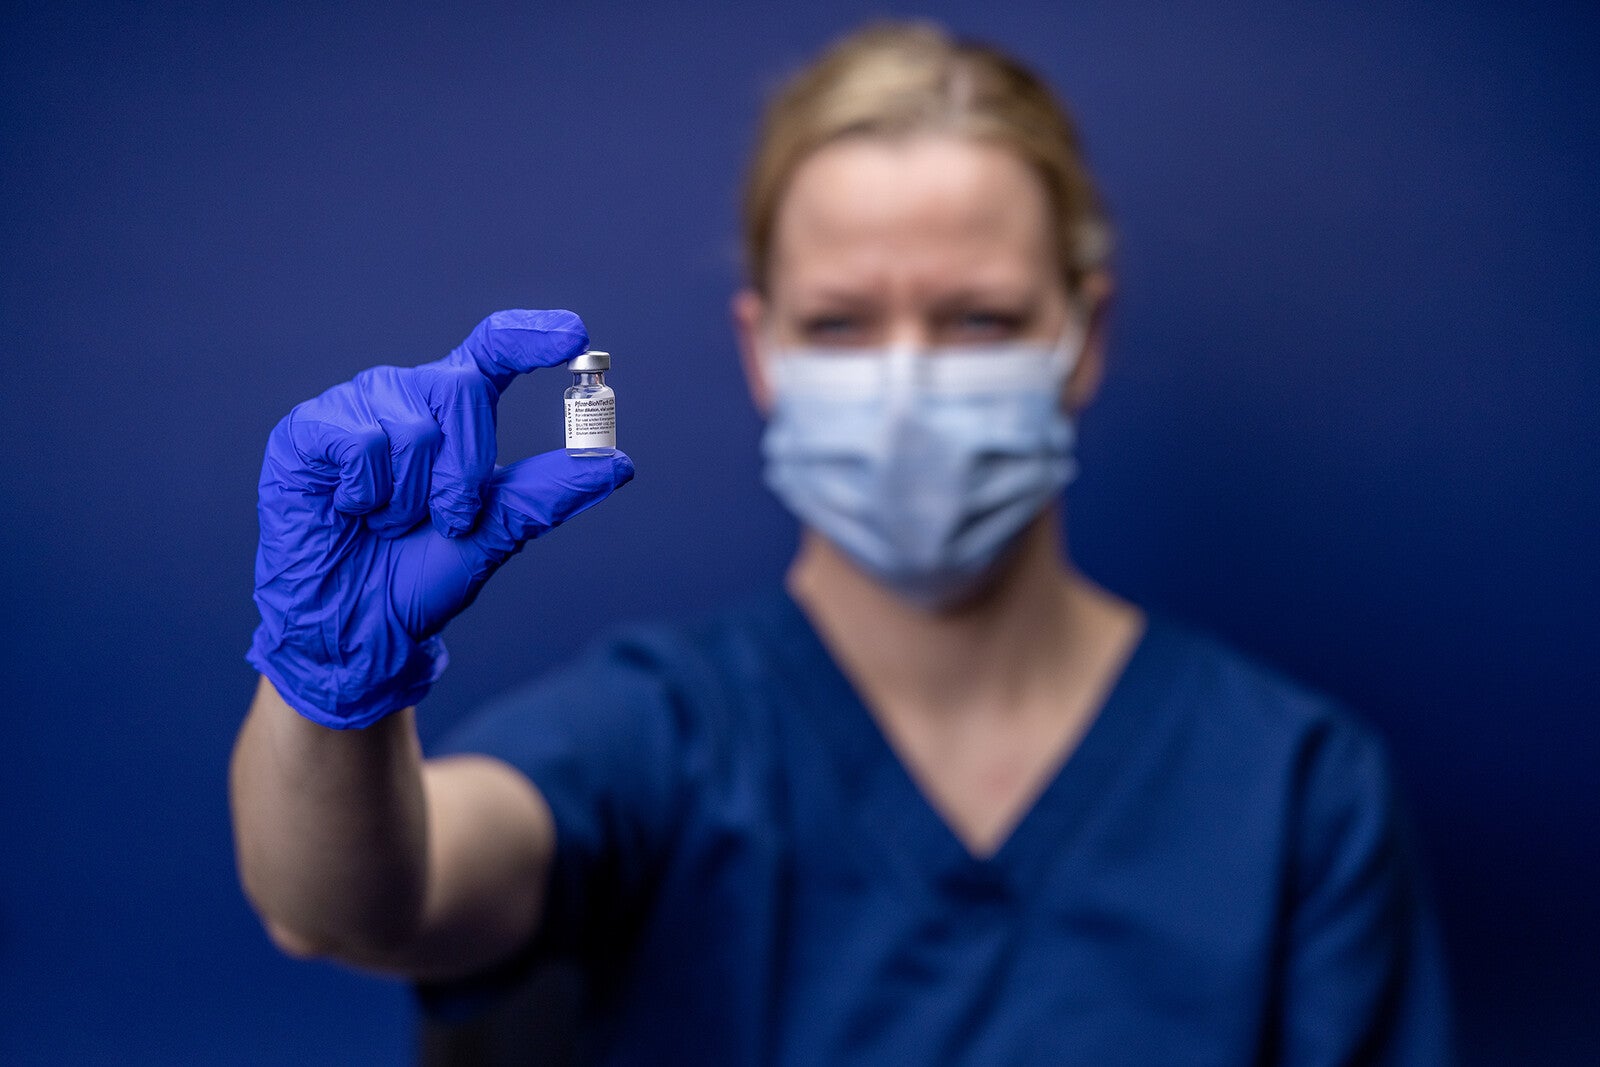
[421,361,493,411]
[444,361,491,395]
[430,480,481,509]
[268,410,296,445]
[388,416,442,454]
[412,419,444,453]
[341,424,389,463]
[284,390,332,432]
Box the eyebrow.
[788,288,882,310]
[790,283,1041,310]
[927,286,1041,314]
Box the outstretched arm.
[230,309,632,980]
[231,677,555,982]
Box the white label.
[565,393,616,449]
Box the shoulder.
[1139,615,1385,760]
[1122,616,1402,848]
[1115,619,1424,927]
[1154,629,1459,1061]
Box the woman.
[232,22,1452,1064]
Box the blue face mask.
[760,329,1081,608]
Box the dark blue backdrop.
[2,1,1595,1063]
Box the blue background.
[2,1,1595,1062]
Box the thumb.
[441,309,590,396]
[470,449,635,564]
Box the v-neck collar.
[748,588,1191,906]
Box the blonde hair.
[741,21,1113,295]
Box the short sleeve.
[429,633,697,963]
[1274,718,1455,1065]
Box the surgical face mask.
[760,327,1082,608]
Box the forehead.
[770,135,1054,299]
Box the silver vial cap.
[568,350,611,372]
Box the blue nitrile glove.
[247,309,635,729]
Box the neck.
[787,509,1110,717]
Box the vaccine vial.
[564,350,616,456]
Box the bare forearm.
[230,676,428,956]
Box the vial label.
[565,393,616,450]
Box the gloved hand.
[247,309,635,729]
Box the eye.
[799,314,870,346]
[944,310,1026,343]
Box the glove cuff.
[246,629,449,730]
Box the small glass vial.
[564,350,616,456]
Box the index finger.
[441,309,590,396]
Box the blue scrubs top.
[423,590,1453,1065]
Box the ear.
[1065,270,1114,413]
[732,288,775,415]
